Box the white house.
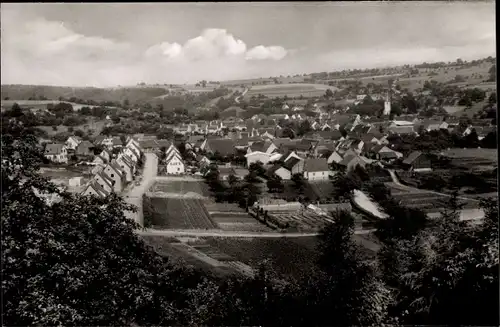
[165,153,185,174]
[327,151,343,164]
[44,144,68,164]
[103,163,124,192]
[94,171,114,194]
[65,136,82,150]
[303,158,331,181]
[114,156,134,182]
[245,151,273,166]
[82,181,110,198]
[273,166,292,180]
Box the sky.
[1,2,496,87]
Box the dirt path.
[124,153,158,226]
[137,228,377,238]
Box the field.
[200,236,319,279]
[35,119,107,137]
[0,99,118,111]
[150,181,211,197]
[441,148,498,163]
[263,206,337,231]
[244,83,337,99]
[205,202,271,232]
[307,181,335,200]
[386,182,479,213]
[143,197,218,229]
[1,85,167,104]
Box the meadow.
[244,83,337,99]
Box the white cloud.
[245,45,288,60]
[144,28,288,62]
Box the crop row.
[145,197,218,229]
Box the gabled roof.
[206,139,236,156]
[45,144,65,155]
[339,154,358,166]
[304,158,329,172]
[403,151,423,165]
[165,153,183,165]
[96,171,114,189]
[249,140,273,153]
[284,157,301,170]
[68,135,83,142]
[84,181,109,198]
[108,162,124,178]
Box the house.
[268,164,292,180]
[367,144,403,161]
[245,151,273,166]
[186,135,205,151]
[65,136,82,150]
[115,155,135,182]
[337,154,370,172]
[75,140,95,158]
[103,163,125,192]
[82,181,110,198]
[201,138,236,157]
[402,151,432,172]
[94,171,114,194]
[303,158,331,180]
[247,140,276,154]
[326,150,343,164]
[44,144,68,164]
[196,154,211,167]
[420,120,448,132]
[388,125,417,135]
[283,156,305,175]
[165,153,185,175]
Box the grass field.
[1,100,118,111]
[35,119,107,137]
[244,83,337,99]
[143,197,219,229]
[441,148,498,162]
[151,181,211,197]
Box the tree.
[281,127,295,139]
[304,211,391,326]
[267,174,284,193]
[2,122,205,326]
[291,173,306,196]
[324,88,334,99]
[297,120,312,136]
[331,171,360,201]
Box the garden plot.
[205,203,272,232]
[266,208,335,231]
[143,197,219,229]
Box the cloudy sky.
[1,2,495,87]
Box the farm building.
[268,164,292,180]
[337,154,370,172]
[303,158,331,181]
[402,151,432,172]
[44,144,68,164]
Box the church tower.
[383,81,392,116]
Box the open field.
[150,180,211,197]
[199,236,319,279]
[308,181,335,200]
[1,99,119,111]
[35,119,108,137]
[1,85,167,104]
[441,148,498,162]
[244,83,337,99]
[143,197,218,229]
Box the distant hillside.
[1,85,168,105]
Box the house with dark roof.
[402,151,432,172]
[44,144,68,163]
[337,154,371,172]
[75,140,95,158]
[388,125,417,136]
[65,136,83,150]
[201,138,236,157]
[303,158,331,180]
